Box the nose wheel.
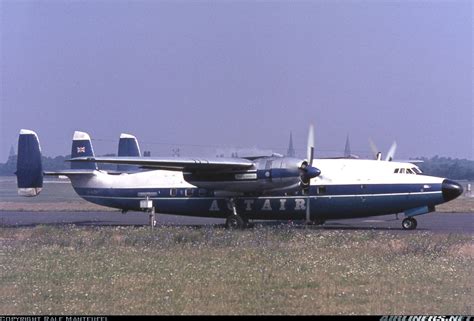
[402,217,417,230]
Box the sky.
[1,0,472,162]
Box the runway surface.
[0,211,472,233]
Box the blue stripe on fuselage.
[74,183,441,198]
[73,183,444,220]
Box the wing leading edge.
[69,156,255,171]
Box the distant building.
[7,145,17,164]
[9,145,15,158]
[344,135,351,158]
[287,132,296,157]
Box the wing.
[68,156,255,171]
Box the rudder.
[16,129,43,196]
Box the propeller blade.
[369,138,379,159]
[385,141,397,162]
[307,124,315,165]
[305,125,316,224]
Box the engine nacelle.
[183,156,320,194]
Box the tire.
[402,217,417,230]
[313,218,326,226]
[225,215,245,230]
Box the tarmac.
[0,211,472,233]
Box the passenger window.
[399,168,405,174]
[170,188,177,197]
[317,186,326,194]
[185,189,194,197]
[406,168,414,174]
[394,169,399,173]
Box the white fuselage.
[68,158,448,221]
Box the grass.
[0,225,472,315]
[436,196,474,213]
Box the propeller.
[368,138,397,162]
[299,124,320,186]
[300,124,320,224]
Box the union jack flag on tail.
[71,131,97,170]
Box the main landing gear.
[225,198,249,230]
[402,217,418,230]
[226,215,246,229]
[308,218,326,226]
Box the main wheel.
[313,218,326,226]
[225,215,245,230]
[402,217,417,230]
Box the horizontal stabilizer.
[44,169,97,176]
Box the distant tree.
[416,156,474,180]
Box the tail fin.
[117,133,141,171]
[71,131,98,170]
[16,129,43,196]
[118,133,141,157]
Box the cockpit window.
[395,167,422,174]
[412,167,422,174]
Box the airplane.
[15,127,463,230]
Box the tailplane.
[71,131,98,170]
[16,129,43,196]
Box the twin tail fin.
[16,129,98,196]
[16,129,43,196]
[70,131,98,170]
[117,133,141,171]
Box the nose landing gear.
[402,217,417,230]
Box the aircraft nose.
[442,179,463,201]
